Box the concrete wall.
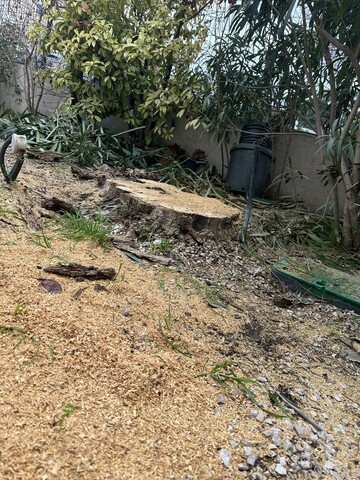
[271,132,343,213]
[0,64,67,115]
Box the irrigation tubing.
[0,136,25,183]
[241,145,259,241]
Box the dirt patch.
[0,157,359,479]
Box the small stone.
[246,453,258,466]
[279,457,287,466]
[262,428,281,438]
[283,439,293,451]
[264,418,274,425]
[219,448,231,468]
[238,463,249,471]
[284,419,294,430]
[299,460,311,470]
[294,423,308,438]
[249,409,258,418]
[244,446,252,456]
[272,436,282,447]
[275,464,287,476]
[268,444,278,450]
[230,439,239,448]
[325,460,335,470]
[217,395,226,405]
[256,412,266,422]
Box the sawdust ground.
[0,157,359,479]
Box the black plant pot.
[226,143,272,195]
[239,123,271,149]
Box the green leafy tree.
[30,0,209,138]
[202,0,360,249]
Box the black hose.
[0,136,25,183]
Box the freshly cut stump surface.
[102,178,240,236]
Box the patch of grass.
[0,324,39,350]
[180,274,224,305]
[329,326,342,336]
[57,212,111,247]
[30,230,52,249]
[158,322,193,358]
[1,323,55,363]
[163,297,173,331]
[198,361,288,418]
[115,263,126,282]
[0,205,19,217]
[55,403,76,426]
[13,304,25,316]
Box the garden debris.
[72,286,88,299]
[17,201,42,230]
[37,278,63,294]
[27,148,65,162]
[42,263,116,280]
[71,164,99,180]
[111,238,171,266]
[40,194,78,215]
[273,295,294,308]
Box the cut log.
[42,263,116,280]
[101,178,240,238]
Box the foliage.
[201,0,360,249]
[0,21,23,85]
[30,0,210,138]
[0,106,147,167]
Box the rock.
[299,460,311,470]
[219,448,231,468]
[324,460,335,470]
[244,446,253,456]
[294,423,308,438]
[247,454,258,466]
[283,439,293,451]
[230,439,239,449]
[272,436,282,447]
[217,395,226,405]
[275,464,287,476]
[256,412,267,422]
[238,463,249,471]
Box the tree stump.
[100,178,240,239]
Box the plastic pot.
[226,143,272,195]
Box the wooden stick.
[111,239,172,266]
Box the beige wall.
[271,132,344,213]
[0,64,67,115]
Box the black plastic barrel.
[239,123,271,149]
[226,143,272,195]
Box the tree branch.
[315,26,360,84]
